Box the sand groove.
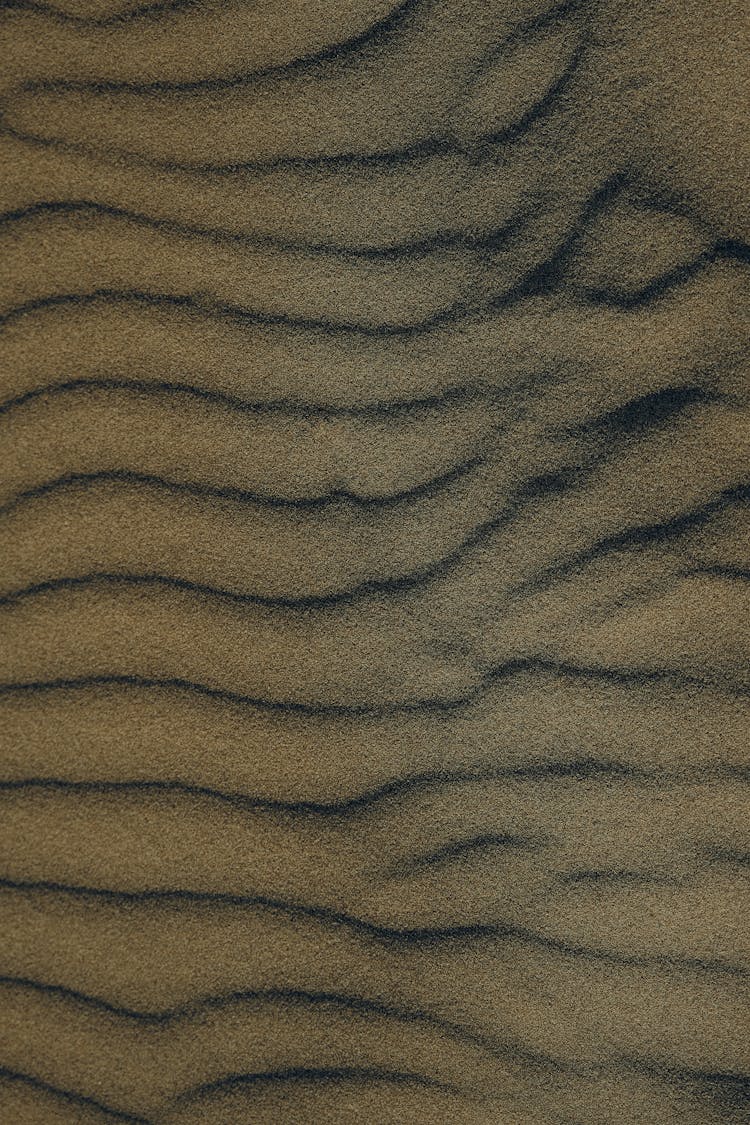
[1,0,748,1121]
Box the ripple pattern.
[1,0,749,1121]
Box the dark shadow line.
[1,0,222,26]
[555,868,682,887]
[172,1067,465,1103]
[0,671,473,717]
[714,237,750,270]
[700,845,750,869]
[0,975,595,1079]
[0,466,573,612]
[386,832,546,875]
[0,284,506,339]
[0,656,747,723]
[619,1058,750,1096]
[0,186,627,336]
[0,759,671,818]
[564,384,716,441]
[7,462,745,615]
[0,875,501,945]
[0,539,497,606]
[15,0,419,82]
[492,173,629,301]
[0,450,485,516]
[0,1067,149,1123]
[577,247,725,310]
[16,0,583,99]
[510,482,750,600]
[0,976,494,1050]
[1,12,589,175]
[469,18,586,154]
[0,876,747,973]
[682,564,750,583]
[0,376,489,423]
[0,0,190,22]
[0,121,458,174]
[0,198,523,259]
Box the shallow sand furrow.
[2,0,749,1121]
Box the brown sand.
[0,1,748,1121]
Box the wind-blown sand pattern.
[0,0,748,1121]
